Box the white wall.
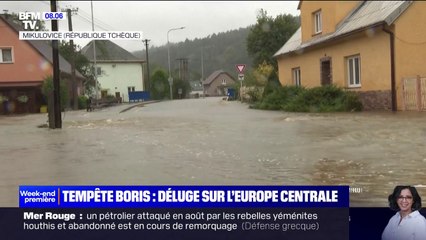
[97,62,144,102]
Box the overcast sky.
[3,1,299,52]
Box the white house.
[81,40,144,102]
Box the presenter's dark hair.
[388,185,422,211]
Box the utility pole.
[201,47,205,98]
[91,0,98,105]
[62,6,79,110]
[142,39,150,91]
[50,0,61,128]
[167,27,185,100]
[176,58,188,81]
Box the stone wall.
[356,90,392,111]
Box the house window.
[292,67,301,86]
[101,90,108,98]
[313,10,322,34]
[221,79,226,85]
[128,86,135,92]
[347,55,361,87]
[0,48,13,63]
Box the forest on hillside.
[133,27,253,82]
[133,11,300,85]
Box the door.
[115,92,121,103]
[321,58,332,86]
[402,76,426,111]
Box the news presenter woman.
[382,186,426,240]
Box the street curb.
[119,100,161,113]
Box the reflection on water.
[1,99,426,207]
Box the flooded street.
[1,97,426,207]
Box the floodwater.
[1,97,426,207]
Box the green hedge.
[252,85,363,112]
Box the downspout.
[382,24,397,111]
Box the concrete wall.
[300,1,360,43]
[0,18,52,83]
[96,62,143,102]
[277,27,393,110]
[393,2,426,110]
[277,28,391,89]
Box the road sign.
[238,74,244,81]
[236,64,246,74]
[168,77,173,84]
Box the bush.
[105,95,116,101]
[341,91,363,111]
[150,69,170,100]
[252,85,304,110]
[78,96,88,109]
[254,84,363,112]
[245,87,263,103]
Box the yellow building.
[274,1,426,111]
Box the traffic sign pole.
[235,64,246,74]
[235,64,246,102]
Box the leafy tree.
[41,75,68,110]
[58,41,97,95]
[247,9,299,70]
[253,61,274,86]
[150,69,170,100]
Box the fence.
[402,76,426,111]
[128,91,150,103]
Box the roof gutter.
[382,24,397,112]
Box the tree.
[247,9,299,70]
[150,69,170,100]
[253,61,275,86]
[58,41,96,95]
[41,75,68,110]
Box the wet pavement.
[1,97,426,207]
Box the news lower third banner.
[19,185,348,208]
[7,186,349,240]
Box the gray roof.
[203,70,235,85]
[274,1,413,57]
[81,40,143,62]
[0,14,85,79]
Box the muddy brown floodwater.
[1,97,425,206]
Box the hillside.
[133,27,253,82]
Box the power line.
[394,34,426,45]
[77,7,116,30]
[41,0,115,31]
[75,12,110,31]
